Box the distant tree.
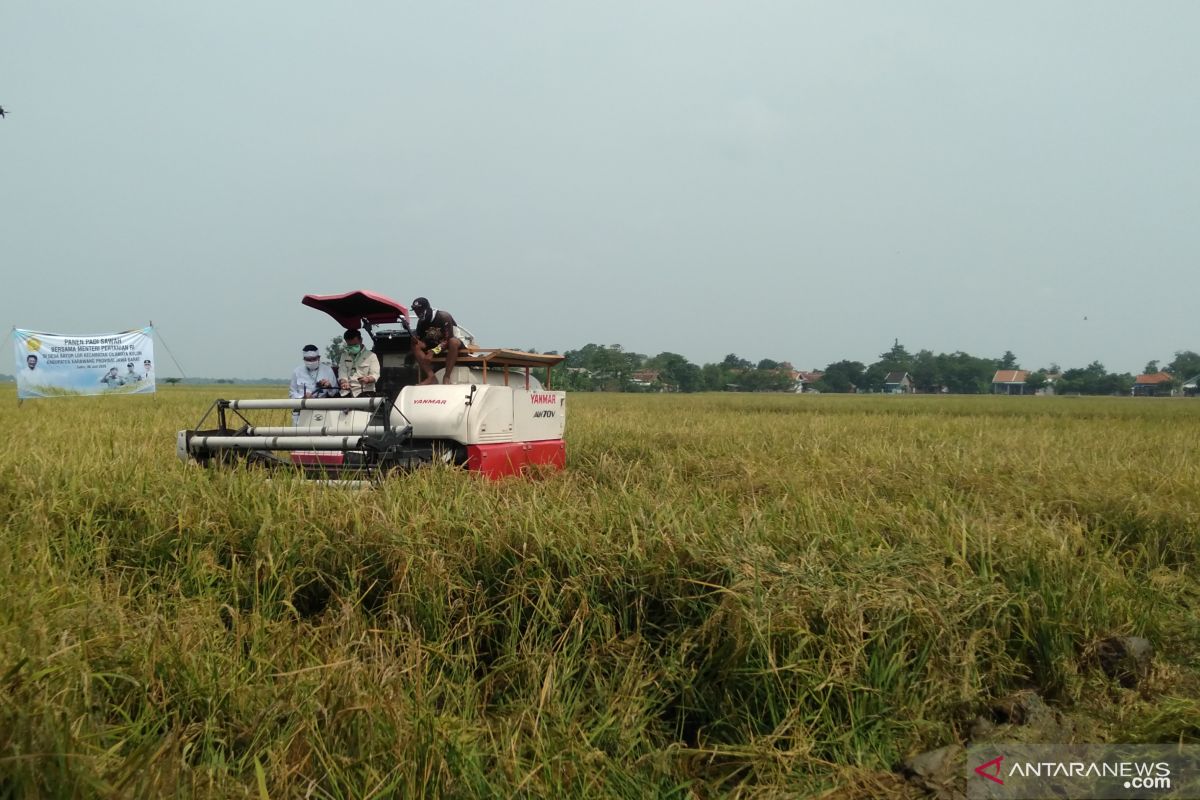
[563,343,600,368]
[1057,365,1091,394]
[879,339,913,368]
[1166,350,1200,382]
[756,358,781,371]
[1143,360,1160,375]
[861,363,890,392]
[1106,372,1135,395]
[648,352,702,392]
[816,360,866,393]
[1025,371,1048,392]
[326,337,345,365]
[163,377,181,385]
[588,345,640,391]
[863,339,915,391]
[1056,361,1132,395]
[560,343,642,390]
[699,362,727,391]
[936,351,994,394]
[740,368,795,392]
[722,353,752,370]
[910,349,940,393]
[998,350,1019,369]
[557,368,595,391]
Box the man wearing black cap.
[337,329,381,397]
[410,297,470,385]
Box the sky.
[3,2,1198,378]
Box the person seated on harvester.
[410,297,468,385]
[290,343,338,424]
[337,329,381,397]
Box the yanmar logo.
[530,392,557,405]
[413,399,447,405]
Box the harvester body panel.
[511,391,567,442]
[398,384,512,444]
[297,408,375,434]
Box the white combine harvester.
[177,291,566,480]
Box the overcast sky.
[3,2,1198,378]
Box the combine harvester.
[177,291,566,481]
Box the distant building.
[991,369,1030,395]
[630,369,670,391]
[1132,372,1174,397]
[883,371,913,394]
[1184,374,1200,398]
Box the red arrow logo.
[974,755,1005,785]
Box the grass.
[1,387,1198,797]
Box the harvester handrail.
[244,425,389,437]
[222,397,386,411]
[432,348,565,369]
[189,435,371,451]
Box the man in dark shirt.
[411,297,467,385]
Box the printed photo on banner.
[12,327,157,399]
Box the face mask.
[347,344,362,355]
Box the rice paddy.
[1,386,1197,798]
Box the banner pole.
[149,320,158,402]
[11,326,20,407]
[152,320,189,381]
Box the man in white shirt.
[289,344,338,424]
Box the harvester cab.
[176,291,567,481]
[300,290,419,401]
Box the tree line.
[550,341,1200,395]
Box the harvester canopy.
[301,290,410,329]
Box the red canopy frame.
[301,291,409,329]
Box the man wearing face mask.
[410,297,473,385]
[290,344,338,424]
[337,329,381,397]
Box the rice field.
[1,385,1198,798]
